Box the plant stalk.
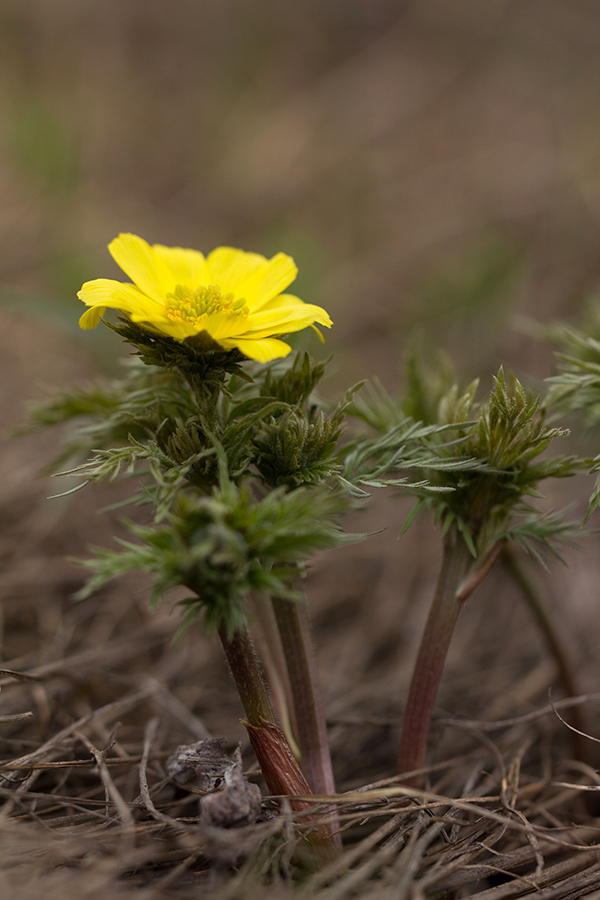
[217,622,276,729]
[398,527,472,783]
[251,596,301,757]
[272,597,336,796]
[217,622,339,859]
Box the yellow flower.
[78,234,332,363]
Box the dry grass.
[0,651,598,899]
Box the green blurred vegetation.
[7,97,80,196]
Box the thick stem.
[217,623,275,728]
[272,597,336,797]
[252,596,300,757]
[398,528,472,783]
[502,546,591,766]
[246,720,339,862]
[217,622,339,860]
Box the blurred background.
[2,0,600,388]
[1,0,600,808]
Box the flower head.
[78,234,332,362]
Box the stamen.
[165,284,249,324]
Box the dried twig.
[73,727,135,829]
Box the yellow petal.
[203,311,250,341]
[152,243,209,290]
[108,234,174,302]
[258,292,306,312]
[129,317,192,341]
[236,253,298,311]
[219,337,292,362]
[206,247,268,296]
[243,298,332,339]
[257,293,332,326]
[79,306,106,329]
[78,278,161,317]
[207,248,297,310]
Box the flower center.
[164,284,249,324]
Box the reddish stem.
[217,622,339,859]
[217,623,275,728]
[398,527,472,783]
[272,598,336,796]
[272,597,342,851]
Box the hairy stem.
[272,597,336,797]
[272,597,342,851]
[217,622,339,859]
[252,596,300,757]
[398,527,472,783]
[218,622,276,728]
